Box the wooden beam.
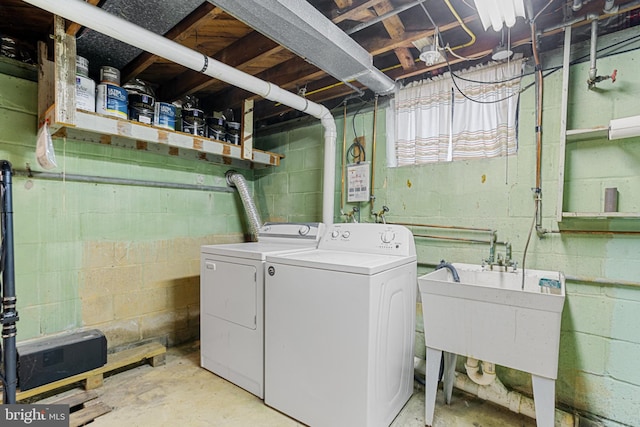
[207,13,478,112]
[332,0,386,23]
[203,57,327,111]
[362,15,478,55]
[120,3,223,84]
[65,0,101,36]
[159,0,390,103]
[372,0,415,70]
[333,0,353,9]
[157,31,286,102]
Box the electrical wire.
[347,138,366,163]
[533,0,555,23]
[445,55,525,105]
[444,45,490,61]
[444,27,640,104]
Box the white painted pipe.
[589,17,599,82]
[24,0,337,224]
[464,357,497,386]
[453,373,575,427]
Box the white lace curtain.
[392,59,524,167]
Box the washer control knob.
[331,230,340,238]
[381,230,395,243]
[342,231,351,239]
[298,224,310,236]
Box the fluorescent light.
[473,0,526,31]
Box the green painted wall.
[2,26,639,425]
[0,71,249,348]
[255,35,640,426]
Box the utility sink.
[418,263,565,427]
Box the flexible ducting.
[226,171,262,239]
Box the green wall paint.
[255,35,640,426]
[2,26,639,425]
[0,72,247,345]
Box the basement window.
[389,59,524,167]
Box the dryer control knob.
[331,230,340,238]
[381,230,395,243]
[342,231,351,239]
[298,224,310,236]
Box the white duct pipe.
[464,357,497,386]
[24,0,337,225]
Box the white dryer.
[264,223,417,427]
[200,222,325,398]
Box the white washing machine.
[200,222,325,398]
[264,223,417,427]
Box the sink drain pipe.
[226,171,262,240]
[23,0,338,225]
[453,373,575,427]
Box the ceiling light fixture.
[491,28,513,61]
[491,43,513,61]
[412,34,445,66]
[420,45,444,66]
[473,0,525,32]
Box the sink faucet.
[483,241,517,271]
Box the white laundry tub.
[418,263,565,427]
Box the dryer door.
[202,259,257,329]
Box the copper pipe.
[370,95,378,212]
[559,229,640,235]
[566,274,640,288]
[531,22,543,191]
[388,221,493,233]
[412,233,507,245]
[340,102,347,213]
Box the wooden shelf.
[37,16,282,169]
[44,106,282,168]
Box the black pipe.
[1,160,19,404]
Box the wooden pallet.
[15,341,166,401]
[39,389,112,427]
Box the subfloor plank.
[69,401,112,427]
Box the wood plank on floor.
[15,341,166,401]
[69,401,112,427]
[41,390,98,408]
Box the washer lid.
[201,242,317,261]
[265,249,416,275]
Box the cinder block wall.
[255,31,640,427]
[0,71,249,349]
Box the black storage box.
[17,329,107,391]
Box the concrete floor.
[84,341,536,427]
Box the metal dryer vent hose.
[226,170,262,239]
